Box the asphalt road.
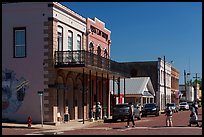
[2,107,202,135]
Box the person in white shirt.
[126,102,135,128]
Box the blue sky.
[60,2,202,84]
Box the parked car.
[141,103,160,117]
[168,103,179,113]
[187,101,193,109]
[112,103,141,122]
[133,103,142,120]
[179,102,189,111]
[187,101,198,110]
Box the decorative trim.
[53,3,86,24]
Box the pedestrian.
[192,102,198,115]
[126,102,135,128]
[188,104,199,127]
[96,102,101,119]
[27,116,32,128]
[165,103,173,127]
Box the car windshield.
[144,104,156,108]
[113,104,129,109]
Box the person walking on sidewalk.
[188,103,199,127]
[165,103,173,127]
[96,102,101,119]
[126,102,135,128]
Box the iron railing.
[54,50,129,77]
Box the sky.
[60,2,202,84]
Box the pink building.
[2,2,128,124]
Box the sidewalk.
[2,119,104,135]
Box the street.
[61,107,202,135]
[2,107,202,135]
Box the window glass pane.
[57,26,63,51]
[68,31,73,51]
[15,30,25,45]
[16,46,25,57]
[77,35,81,50]
[58,32,62,51]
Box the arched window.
[89,42,94,65]
[97,46,101,56]
[68,30,73,51]
[97,46,102,67]
[89,42,94,53]
[57,26,63,51]
[104,49,108,58]
[77,35,81,51]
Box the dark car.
[141,103,160,117]
[112,103,141,122]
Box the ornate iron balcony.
[54,50,129,77]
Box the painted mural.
[2,69,29,115]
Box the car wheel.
[142,114,147,117]
[156,112,160,116]
[112,118,117,122]
[137,116,141,120]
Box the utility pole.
[118,77,120,104]
[37,91,44,127]
[82,68,84,124]
[184,70,187,101]
[164,56,166,108]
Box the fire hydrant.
[27,116,32,128]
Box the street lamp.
[37,91,44,127]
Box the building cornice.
[52,2,86,24]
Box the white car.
[168,103,179,113]
[179,102,189,111]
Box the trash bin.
[64,114,70,122]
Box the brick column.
[43,17,58,122]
